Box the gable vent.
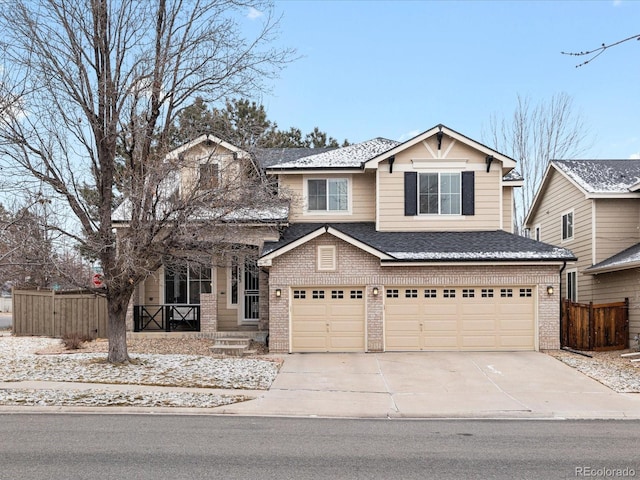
[317,245,337,271]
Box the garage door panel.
[291,287,365,353]
[385,286,535,352]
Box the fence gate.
[562,299,629,351]
[12,289,108,338]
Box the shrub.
[61,332,94,350]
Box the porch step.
[210,337,252,356]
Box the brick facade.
[267,233,561,353]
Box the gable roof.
[553,160,640,194]
[259,222,576,266]
[584,241,640,275]
[167,134,251,160]
[525,159,640,226]
[264,138,400,170]
[363,124,517,172]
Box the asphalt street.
[0,415,638,480]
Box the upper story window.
[562,211,574,241]
[418,172,461,215]
[307,178,348,212]
[199,163,219,189]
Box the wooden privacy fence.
[13,289,108,338]
[562,298,629,351]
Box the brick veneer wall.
[267,233,561,353]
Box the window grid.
[312,290,325,299]
[462,289,475,298]
[519,288,532,298]
[350,290,363,299]
[481,288,494,298]
[331,290,344,299]
[424,289,437,298]
[443,289,456,298]
[293,290,306,299]
[405,289,418,298]
[501,288,513,298]
[386,289,399,298]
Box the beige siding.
[526,170,592,300]
[377,140,504,231]
[178,143,244,196]
[279,172,376,222]
[502,186,514,233]
[594,198,640,263]
[144,269,163,305]
[216,266,238,331]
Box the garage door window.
[386,289,399,298]
[519,288,532,297]
[293,290,306,299]
[350,290,363,299]
[462,289,475,298]
[312,290,325,299]
[443,289,456,298]
[481,288,494,298]
[501,288,513,297]
[331,290,344,299]
[405,289,418,298]
[424,289,437,298]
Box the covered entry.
[384,286,536,351]
[290,287,366,352]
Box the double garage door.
[384,286,535,351]
[290,286,535,352]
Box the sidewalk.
[2,351,639,419]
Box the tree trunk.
[107,290,132,363]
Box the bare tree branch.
[562,34,640,67]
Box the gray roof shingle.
[264,138,400,169]
[262,223,576,262]
[585,241,640,274]
[553,160,640,193]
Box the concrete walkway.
[1,351,639,419]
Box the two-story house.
[122,125,576,352]
[260,125,575,353]
[525,159,640,345]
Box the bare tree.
[0,0,294,362]
[483,93,592,234]
[562,34,640,67]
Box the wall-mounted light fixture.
[372,287,379,296]
[546,285,554,295]
[275,289,282,298]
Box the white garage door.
[385,286,535,351]
[291,287,365,352]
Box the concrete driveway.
[220,352,640,419]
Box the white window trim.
[317,245,337,271]
[226,265,239,310]
[561,209,574,243]
[566,268,578,302]
[417,171,462,216]
[302,175,352,215]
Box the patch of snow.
[0,337,278,408]
[555,160,640,193]
[267,138,400,169]
[388,248,573,260]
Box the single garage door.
[385,286,535,351]
[291,287,365,352]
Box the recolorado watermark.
[575,466,636,478]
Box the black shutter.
[404,172,417,216]
[462,171,475,216]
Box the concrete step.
[210,344,249,356]
[214,337,251,347]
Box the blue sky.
[253,0,639,159]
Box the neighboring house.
[120,125,576,352]
[525,159,640,343]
